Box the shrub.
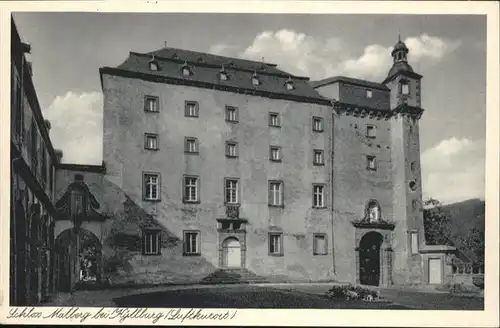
[326,284,380,301]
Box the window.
[367,156,377,171]
[226,142,238,158]
[313,184,325,208]
[143,173,160,201]
[219,72,228,81]
[144,96,159,112]
[269,113,280,127]
[313,234,328,255]
[183,231,200,255]
[313,150,324,165]
[312,117,324,132]
[399,80,410,95]
[225,106,238,122]
[185,101,199,117]
[143,230,161,255]
[366,89,373,98]
[270,146,282,162]
[412,199,418,210]
[411,161,417,173]
[225,179,239,204]
[182,66,192,77]
[269,232,283,255]
[185,137,198,154]
[269,181,283,206]
[410,232,419,255]
[149,61,159,71]
[366,125,376,138]
[144,134,159,150]
[183,176,199,203]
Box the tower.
[384,37,425,285]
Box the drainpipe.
[330,100,337,276]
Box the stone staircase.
[200,268,268,285]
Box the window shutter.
[142,232,146,255]
[313,236,317,254]
[182,232,187,254]
[268,184,273,205]
[184,139,189,152]
[144,98,148,111]
[324,235,328,254]
[157,232,162,255]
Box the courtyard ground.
[44,283,484,310]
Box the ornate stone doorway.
[359,232,383,286]
[222,238,241,268]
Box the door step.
[201,268,268,284]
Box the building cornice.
[382,70,423,84]
[99,67,331,106]
[333,101,424,120]
[56,163,107,174]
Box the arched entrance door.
[55,228,102,291]
[359,231,383,286]
[222,238,241,268]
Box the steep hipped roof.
[101,47,329,105]
[310,76,390,91]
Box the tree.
[423,198,454,246]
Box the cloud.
[211,30,461,81]
[43,91,103,165]
[421,137,485,204]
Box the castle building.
[10,19,457,301]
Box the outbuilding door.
[428,258,443,284]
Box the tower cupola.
[385,36,415,82]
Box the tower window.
[366,125,376,138]
[366,156,377,171]
[400,80,410,95]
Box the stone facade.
[35,37,457,292]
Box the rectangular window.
[144,96,159,112]
[226,142,238,158]
[144,133,159,150]
[185,101,199,117]
[367,156,377,171]
[270,146,282,162]
[143,173,160,201]
[185,137,198,154]
[402,82,410,95]
[411,232,419,255]
[313,233,328,255]
[225,178,239,204]
[313,150,324,165]
[225,106,238,122]
[183,231,200,255]
[313,184,325,208]
[268,181,283,206]
[366,125,376,138]
[269,233,283,255]
[143,230,161,255]
[312,117,324,132]
[366,89,373,98]
[269,113,280,127]
[183,176,199,203]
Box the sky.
[13,12,486,205]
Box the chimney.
[44,119,51,131]
[55,149,63,163]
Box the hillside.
[424,198,485,264]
